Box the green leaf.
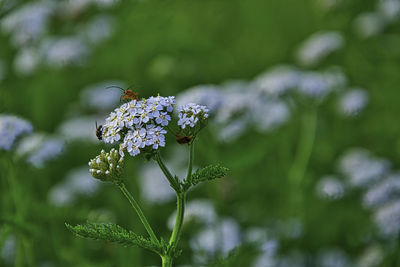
[65,222,161,254]
[186,164,229,188]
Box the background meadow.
[1,0,400,266]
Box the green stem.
[161,255,173,267]
[155,152,179,190]
[186,142,195,183]
[118,183,159,245]
[169,192,186,248]
[5,159,35,266]
[288,108,317,186]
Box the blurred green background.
[1,0,400,266]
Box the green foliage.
[65,222,162,255]
[209,244,260,267]
[185,164,229,188]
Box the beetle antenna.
[106,86,125,91]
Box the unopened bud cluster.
[89,148,124,182]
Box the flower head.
[177,103,209,132]
[0,114,33,151]
[89,148,124,183]
[101,95,175,157]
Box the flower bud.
[88,148,124,183]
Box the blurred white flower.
[0,114,33,151]
[252,239,279,267]
[316,248,351,267]
[338,88,369,116]
[378,0,400,22]
[316,175,345,200]
[26,136,65,167]
[0,0,55,47]
[14,48,40,76]
[356,244,384,267]
[373,199,400,238]
[167,199,217,230]
[48,166,101,206]
[138,161,177,204]
[317,0,342,12]
[16,133,65,167]
[298,72,332,99]
[250,99,290,132]
[1,234,16,265]
[80,81,125,111]
[255,65,300,96]
[176,85,223,114]
[57,0,93,18]
[190,218,241,264]
[40,36,89,68]
[215,81,254,124]
[216,118,249,143]
[296,31,344,67]
[353,13,386,38]
[363,173,400,209]
[83,15,115,45]
[338,149,390,188]
[57,116,101,143]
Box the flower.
[338,149,390,188]
[296,31,344,67]
[0,114,33,151]
[88,148,124,182]
[255,65,300,96]
[316,175,345,200]
[101,95,175,156]
[338,88,369,116]
[176,85,223,114]
[177,103,209,131]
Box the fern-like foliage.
[65,222,161,254]
[184,164,229,189]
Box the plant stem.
[288,108,317,186]
[161,255,173,267]
[186,142,194,183]
[118,183,159,245]
[155,152,179,190]
[287,108,317,214]
[169,192,186,248]
[5,159,35,266]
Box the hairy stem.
[169,192,186,248]
[118,183,159,245]
[161,255,173,267]
[186,142,195,183]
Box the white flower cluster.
[0,114,33,151]
[177,103,209,130]
[338,88,369,116]
[296,31,344,67]
[316,175,345,200]
[102,96,175,156]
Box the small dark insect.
[95,121,103,141]
[107,85,140,101]
[176,135,191,145]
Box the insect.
[176,135,191,145]
[107,85,140,101]
[95,121,103,141]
